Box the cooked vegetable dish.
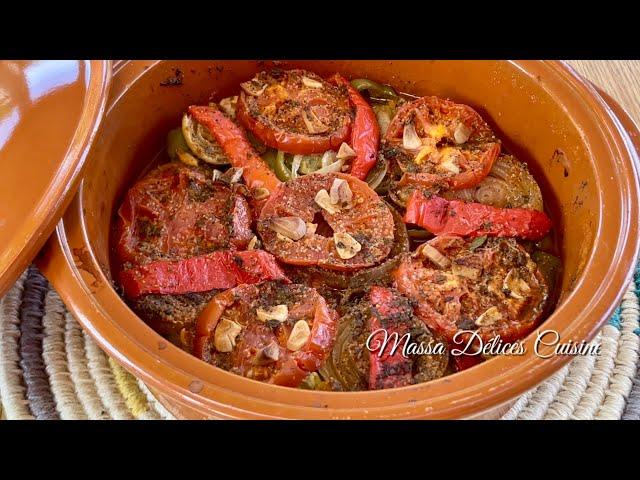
[112,68,561,391]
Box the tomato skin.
[194,282,337,387]
[237,96,350,155]
[393,235,549,345]
[236,70,352,155]
[119,250,288,298]
[258,173,395,271]
[329,73,379,180]
[398,143,500,191]
[187,105,282,193]
[384,96,500,190]
[115,163,254,268]
[404,192,553,241]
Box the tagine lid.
[0,60,111,297]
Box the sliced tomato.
[404,192,553,241]
[119,250,289,298]
[257,173,395,271]
[393,235,548,345]
[329,73,379,180]
[115,162,253,268]
[194,282,337,387]
[367,286,414,389]
[187,105,281,194]
[384,96,500,190]
[236,69,352,154]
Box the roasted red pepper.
[188,105,282,194]
[119,250,288,298]
[404,192,552,241]
[329,73,380,180]
[452,353,484,372]
[367,286,413,390]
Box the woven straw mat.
[1,264,639,420]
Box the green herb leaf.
[469,235,488,251]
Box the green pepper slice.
[350,78,399,100]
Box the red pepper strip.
[119,250,288,298]
[404,192,553,241]
[367,286,413,390]
[188,105,282,194]
[329,73,379,180]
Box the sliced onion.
[443,155,544,211]
[182,114,229,165]
[315,158,344,174]
[321,150,337,168]
[373,104,395,136]
[299,155,323,174]
[452,188,475,202]
[365,157,388,191]
[291,154,302,179]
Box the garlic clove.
[403,122,422,150]
[302,76,323,89]
[336,142,357,161]
[214,318,242,353]
[287,320,311,351]
[334,232,362,259]
[268,217,307,241]
[219,95,238,118]
[315,189,341,214]
[329,178,353,208]
[256,304,289,323]
[413,243,451,269]
[454,122,472,144]
[475,307,502,327]
[254,342,281,365]
[252,187,270,200]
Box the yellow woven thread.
[108,358,157,419]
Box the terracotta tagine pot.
[0,60,110,297]
[36,60,640,419]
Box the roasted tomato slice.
[236,69,352,155]
[320,286,449,391]
[383,96,500,191]
[194,281,338,387]
[393,235,548,346]
[115,162,253,268]
[257,173,395,271]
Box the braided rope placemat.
[1,264,639,420]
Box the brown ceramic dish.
[37,60,640,419]
[0,60,110,297]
